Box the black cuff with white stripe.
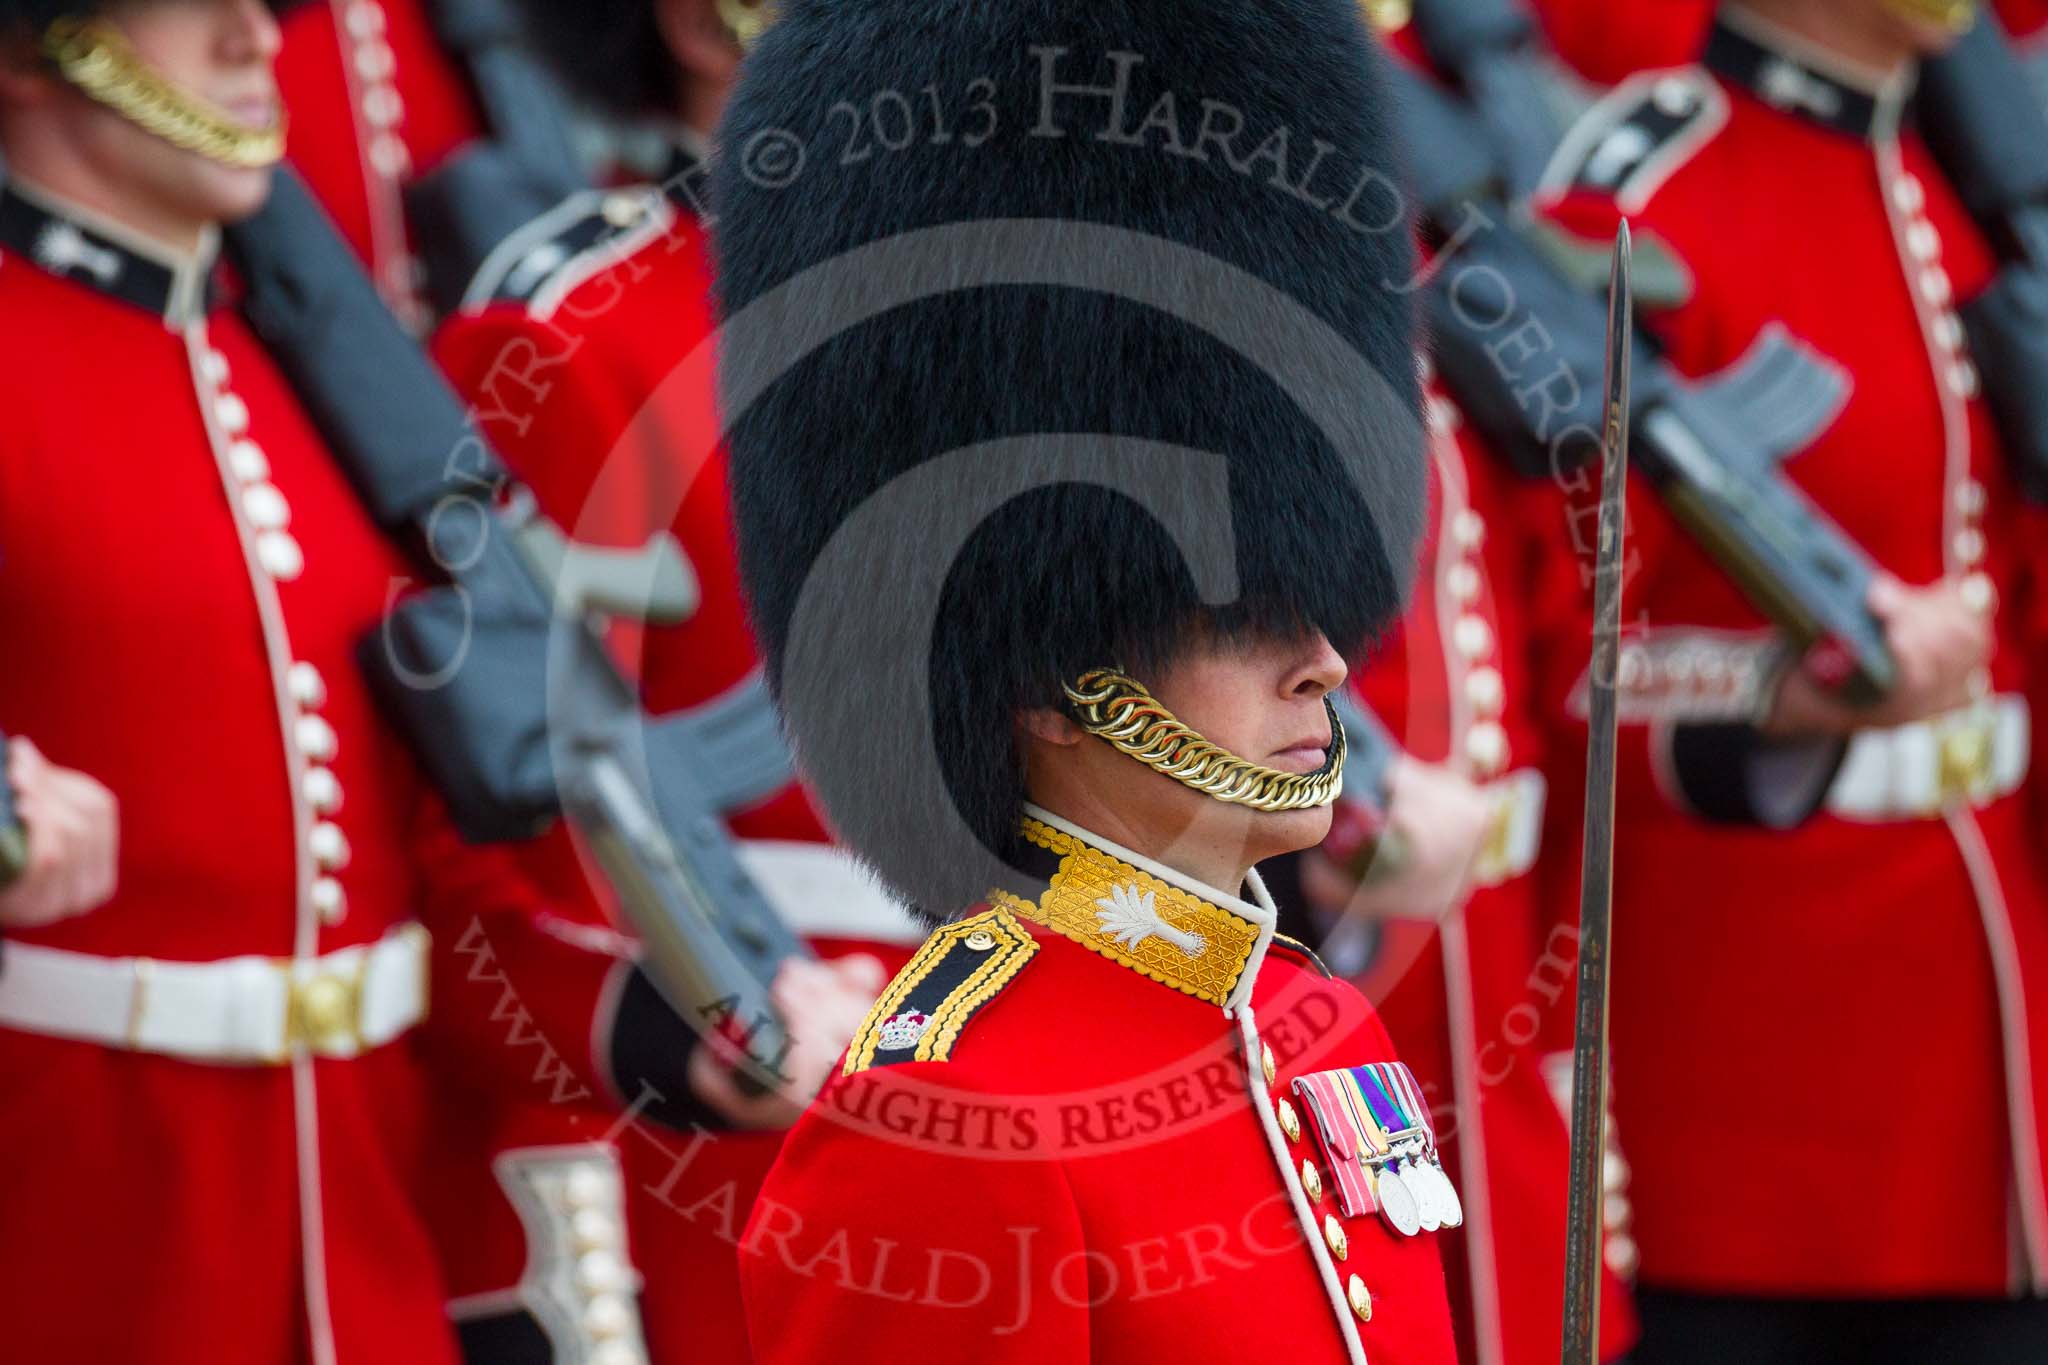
[607,965,731,1134]
[1667,722,1848,829]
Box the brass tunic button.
[1347,1275,1373,1322]
[571,1207,618,1254]
[1275,1096,1302,1144]
[257,530,305,582]
[1301,1159,1324,1202]
[310,875,347,926]
[1323,1213,1348,1260]
[964,929,996,950]
[303,766,343,815]
[1960,572,1997,617]
[1261,1041,1277,1085]
[601,193,646,228]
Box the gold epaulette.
[841,906,1038,1075]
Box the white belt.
[1828,696,2030,823]
[1474,768,1547,888]
[735,839,926,946]
[0,923,430,1065]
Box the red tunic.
[432,179,923,1364]
[743,812,1460,1364]
[0,183,653,1364]
[1533,18,2048,1296]
[1344,390,1638,1364]
[276,0,483,325]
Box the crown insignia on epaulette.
[842,907,1039,1075]
[877,1009,933,1051]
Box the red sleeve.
[741,1064,1090,1363]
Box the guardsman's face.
[1143,627,1350,863]
[60,0,279,224]
[1025,627,1350,883]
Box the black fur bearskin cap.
[712,0,1426,915]
[505,0,677,120]
[0,0,300,30]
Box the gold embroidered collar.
[988,806,1277,1014]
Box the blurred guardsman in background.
[1536,2,2048,1361]
[712,0,1468,1358]
[273,0,592,329]
[0,2,863,1360]
[429,2,921,1361]
[274,0,482,325]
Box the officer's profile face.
[0,0,280,238]
[1018,626,1349,890]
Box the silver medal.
[1401,1159,1443,1232]
[1373,1162,1422,1237]
[1426,1158,1464,1229]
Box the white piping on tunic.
[1239,1003,1369,1365]
[184,320,337,1365]
[325,0,414,315]
[1873,95,2048,1293]
[1440,913,1506,1365]
[1949,808,2048,1292]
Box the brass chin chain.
[1063,668,1347,813]
[1882,0,1978,29]
[716,0,780,50]
[44,18,286,170]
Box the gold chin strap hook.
[1883,0,1979,31]
[717,0,780,51]
[43,16,286,170]
[1358,0,1414,33]
[1063,668,1347,813]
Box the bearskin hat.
[713,0,1426,914]
[0,0,299,30]
[506,0,677,119]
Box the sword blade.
[1561,221,1633,1365]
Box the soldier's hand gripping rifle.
[1918,12,2048,502]
[0,730,26,887]
[1395,12,1899,703]
[225,169,813,1088]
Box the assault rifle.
[1918,13,2048,502]
[226,170,811,1085]
[1395,11,1898,702]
